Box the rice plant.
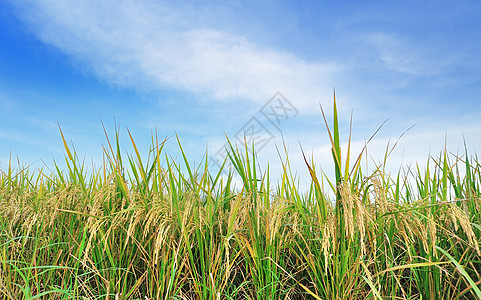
[1,96,480,299]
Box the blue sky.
[1,1,481,187]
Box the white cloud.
[361,33,440,76]
[11,0,338,111]
[358,31,481,80]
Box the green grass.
[1,96,481,299]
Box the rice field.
[1,100,481,299]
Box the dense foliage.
[1,100,481,299]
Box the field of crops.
[1,101,481,299]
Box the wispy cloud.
[357,30,481,80]
[11,0,338,111]
[365,33,434,76]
